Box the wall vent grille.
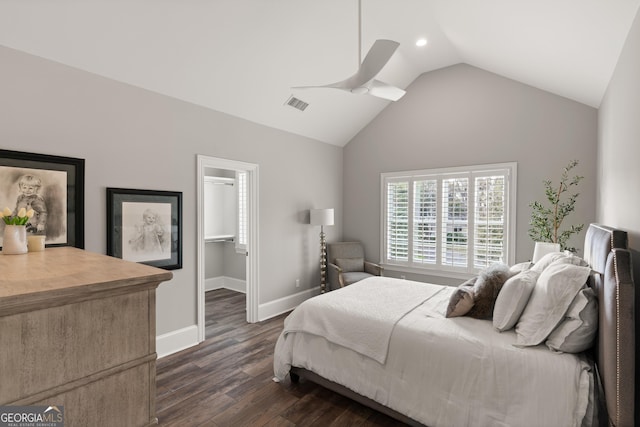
[285,95,309,111]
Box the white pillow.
[509,261,533,275]
[530,251,588,274]
[493,269,539,332]
[530,252,568,273]
[546,287,598,353]
[562,250,589,267]
[515,263,591,346]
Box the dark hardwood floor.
[156,288,406,426]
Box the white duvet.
[274,277,594,427]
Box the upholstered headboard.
[584,224,628,274]
[583,224,635,427]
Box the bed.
[273,224,635,427]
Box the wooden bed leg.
[290,371,300,383]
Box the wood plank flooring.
[156,289,406,426]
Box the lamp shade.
[532,242,561,263]
[310,208,334,226]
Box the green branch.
[528,160,584,252]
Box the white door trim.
[196,155,259,343]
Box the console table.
[0,247,173,426]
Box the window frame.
[380,162,517,278]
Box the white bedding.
[280,276,445,363]
[274,277,594,427]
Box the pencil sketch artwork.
[0,166,67,246]
[122,201,172,262]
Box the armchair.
[326,241,383,291]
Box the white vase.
[532,242,561,263]
[3,225,28,255]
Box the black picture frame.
[107,187,182,270]
[0,149,85,249]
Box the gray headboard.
[583,224,635,427]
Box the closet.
[204,169,246,294]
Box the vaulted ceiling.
[1,1,638,146]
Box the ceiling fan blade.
[368,79,406,101]
[291,40,403,98]
[351,40,400,87]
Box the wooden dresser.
[0,247,173,426]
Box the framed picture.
[107,188,182,270]
[0,149,85,249]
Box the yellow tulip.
[26,209,35,218]
[17,207,27,218]
[2,207,11,216]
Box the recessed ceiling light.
[416,38,428,47]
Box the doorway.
[196,155,259,343]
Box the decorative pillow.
[515,263,591,346]
[445,278,476,318]
[546,287,598,353]
[335,257,364,273]
[466,263,511,319]
[493,269,540,332]
[509,261,533,275]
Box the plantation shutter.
[386,180,409,262]
[441,177,468,267]
[413,179,437,265]
[236,171,247,252]
[473,175,506,268]
[381,163,515,274]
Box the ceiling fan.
[293,0,406,102]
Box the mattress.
[274,278,593,427]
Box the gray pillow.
[466,263,511,320]
[335,257,364,273]
[546,287,598,353]
[446,278,476,318]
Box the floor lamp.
[310,208,334,293]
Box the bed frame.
[290,224,636,427]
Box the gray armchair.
[326,242,383,291]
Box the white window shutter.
[235,171,247,252]
[381,163,515,275]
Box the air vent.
[285,95,309,111]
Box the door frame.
[196,155,259,342]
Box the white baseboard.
[156,325,199,358]
[205,276,224,291]
[205,276,246,293]
[158,286,317,357]
[258,286,319,321]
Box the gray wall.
[596,7,640,412]
[343,64,598,283]
[205,241,246,281]
[0,45,343,335]
[597,9,640,282]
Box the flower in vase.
[0,207,35,225]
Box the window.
[382,163,516,275]
[235,171,247,253]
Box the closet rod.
[205,236,235,243]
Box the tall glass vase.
[2,225,28,255]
